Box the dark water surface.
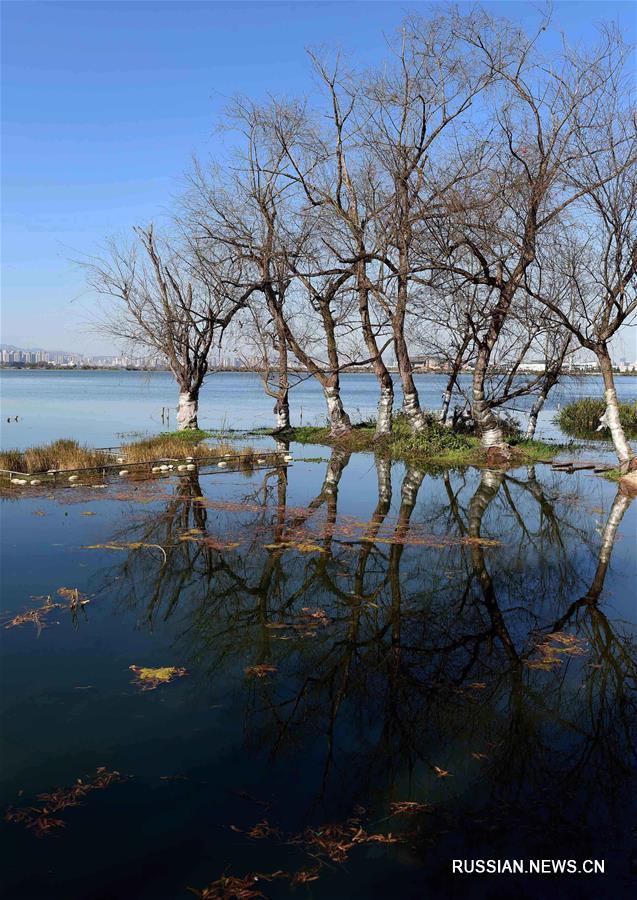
[1,450,636,898]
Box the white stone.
[177,464,187,471]
[186,464,196,471]
[68,475,79,482]
[30,479,42,485]
[151,466,161,473]
[119,470,129,476]
[257,458,266,464]
[217,461,228,467]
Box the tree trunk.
[440,381,455,426]
[472,343,509,460]
[394,324,427,432]
[595,344,635,472]
[526,374,558,439]
[177,389,199,430]
[394,175,427,432]
[377,383,394,437]
[277,296,351,438]
[586,488,632,601]
[357,261,394,437]
[324,383,352,437]
[441,335,470,425]
[274,393,290,431]
[274,316,291,431]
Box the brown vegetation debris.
[231,819,280,840]
[525,631,587,670]
[179,529,242,551]
[4,595,66,633]
[5,767,126,837]
[244,665,277,679]
[290,867,321,885]
[389,800,429,816]
[263,539,327,554]
[57,587,90,611]
[290,813,402,864]
[264,607,331,640]
[188,871,287,900]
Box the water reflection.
[96,452,636,884]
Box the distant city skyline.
[2,340,636,375]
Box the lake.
[1,371,636,898]
[1,449,636,898]
[2,369,637,449]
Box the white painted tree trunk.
[526,391,548,439]
[472,351,509,457]
[441,386,453,426]
[596,346,635,472]
[585,488,632,600]
[375,385,394,437]
[376,456,392,506]
[275,396,290,431]
[400,464,424,506]
[402,390,427,431]
[177,391,198,430]
[324,385,351,437]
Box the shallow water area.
[1,450,636,898]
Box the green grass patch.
[506,437,571,461]
[288,418,564,467]
[556,398,637,437]
[154,428,214,443]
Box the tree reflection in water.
[102,452,637,881]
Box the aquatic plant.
[0,439,112,474]
[129,665,187,690]
[556,398,637,436]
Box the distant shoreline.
[1,366,636,377]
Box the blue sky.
[2,0,636,355]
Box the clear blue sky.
[2,0,635,355]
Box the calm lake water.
[1,451,636,898]
[2,369,637,449]
[1,371,636,897]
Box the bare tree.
[358,11,491,432]
[430,11,634,458]
[256,98,361,436]
[526,107,637,470]
[276,53,396,437]
[86,225,248,429]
